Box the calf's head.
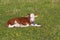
[26,13,38,23]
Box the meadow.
[0,0,60,40]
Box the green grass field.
[0,0,60,40]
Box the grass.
[0,0,60,40]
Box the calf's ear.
[26,14,30,17]
[35,14,38,17]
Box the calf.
[6,13,38,28]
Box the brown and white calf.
[6,13,40,28]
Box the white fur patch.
[20,23,29,27]
[8,24,14,28]
[14,21,20,27]
[31,24,41,27]
[30,13,35,22]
